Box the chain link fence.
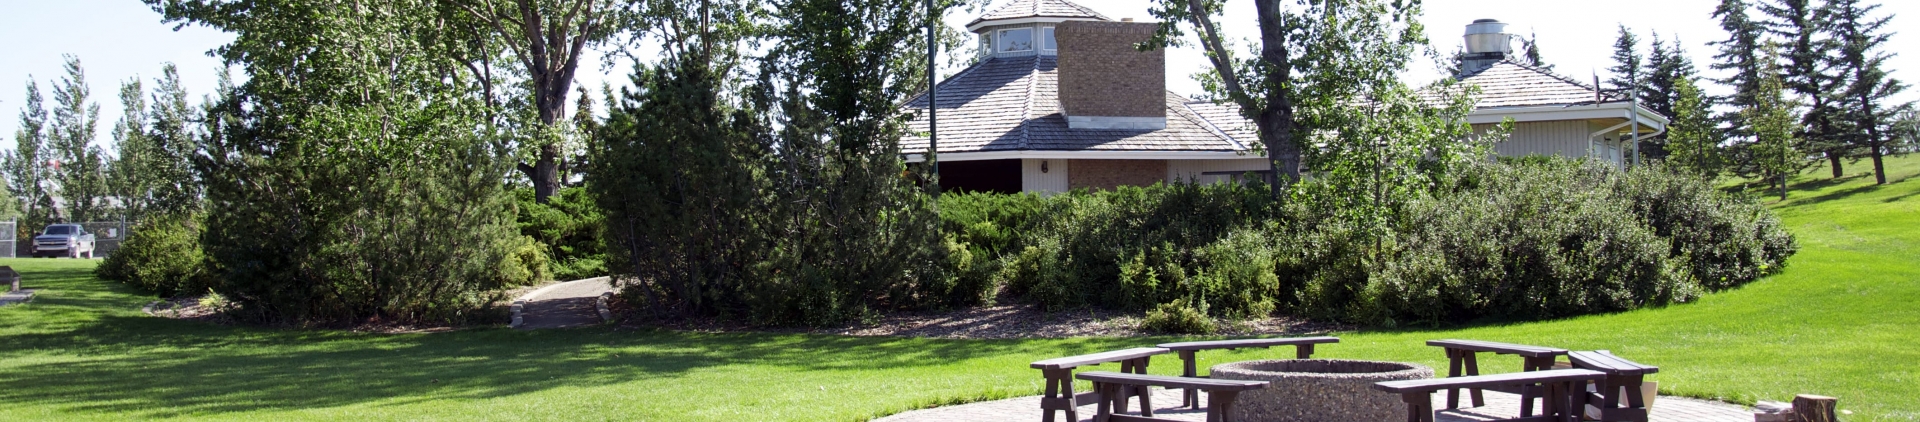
[0,220,14,259]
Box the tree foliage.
[1827,0,1912,185]
[1742,45,1806,200]
[1711,0,1767,139]
[1147,0,1427,198]
[1760,0,1849,178]
[1666,76,1725,179]
[151,0,529,325]
[48,56,111,222]
[1606,25,1643,99]
[4,80,52,226]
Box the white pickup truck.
[32,224,96,258]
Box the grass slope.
[0,156,1915,421]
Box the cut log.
[1792,395,1838,422]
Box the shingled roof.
[967,0,1110,28]
[902,56,1253,154]
[1448,60,1620,108]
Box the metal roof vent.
[1460,19,1513,76]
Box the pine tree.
[1828,0,1912,185]
[1667,75,1724,179]
[1712,0,1768,139]
[1761,0,1850,178]
[1519,29,1552,71]
[5,80,54,227]
[1606,24,1644,99]
[1640,33,1699,160]
[1745,44,1805,200]
[48,55,110,222]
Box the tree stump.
[1792,395,1838,422]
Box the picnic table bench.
[1374,368,1605,422]
[1156,336,1339,408]
[1427,339,1569,415]
[1567,350,1659,422]
[1076,371,1268,422]
[1031,347,1169,422]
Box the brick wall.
[1069,159,1168,191]
[1055,21,1164,119]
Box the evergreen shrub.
[94,213,211,297]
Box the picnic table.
[1375,368,1605,422]
[1155,336,1339,408]
[1030,347,1169,422]
[1426,339,1569,416]
[1568,350,1659,422]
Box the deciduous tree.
[4,81,54,226]
[1666,75,1724,179]
[48,55,110,222]
[1744,45,1805,200]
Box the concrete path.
[874,388,1751,422]
[514,277,614,329]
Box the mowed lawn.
[0,156,1915,421]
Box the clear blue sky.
[5,0,1918,152]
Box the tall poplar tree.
[109,78,155,222]
[143,64,203,216]
[1712,0,1767,139]
[48,55,110,222]
[1828,0,1912,185]
[1761,0,1848,178]
[5,80,54,227]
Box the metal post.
[1630,73,1640,167]
[926,0,940,195]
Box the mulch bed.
[614,299,1347,340]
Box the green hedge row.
[942,158,1797,326]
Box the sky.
[4,0,1919,153]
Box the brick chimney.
[1055,21,1165,130]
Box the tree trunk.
[1872,144,1887,185]
[1779,174,1788,201]
[1827,152,1843,178]
[1254,0,1300,201]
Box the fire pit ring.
[1210,359,1433,422]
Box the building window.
[1041,27,1057,54]
[998,28,1034,53]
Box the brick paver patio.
[875,387,1751,422]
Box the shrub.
[497,235,552,288]
[515,186,606,281]
[1611,163,1798,290]
[95,213,211,297]
[1140,302,1215,334]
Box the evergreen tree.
[1667,75,1724,178]
[5,80,54,227]
[1606,24,1644,100]
[48,55,110,222]
[1828,0,1912,185]
[1711,0,1768,139]
[1641,33,1699,160]
[1744,44,1806,200]
[1519,29,1552,71]
[1761,0,1849,178]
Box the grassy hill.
[0,155,1914,421]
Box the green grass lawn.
[1,156,1916,421]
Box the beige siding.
[1494,121,1592,158]
[1022,158,1070,194]
[1167,158,1270,185]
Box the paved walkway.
[515,277,614,329]
[875,388,1751,422]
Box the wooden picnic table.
[1426,339,1569,416]
[1568,350,1659,422]
[1155,336,1339,408]
[1031,347,1169,422]
[1375,368,1605,422]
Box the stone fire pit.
[1210,359,1433,422]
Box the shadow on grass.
[0,259,1150,419]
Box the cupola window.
[997,28,1034,53]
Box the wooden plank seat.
[1075,371,1269,422]
[1031,347,1170,422]
[1374,368,1606,422]
[1427,339,1569,415]
[1156,336,1339,408]
[1567,351,1659,422]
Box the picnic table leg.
[1402,392,1435,422]
[1205,390,1241,422]
[1179,350,1199,409]
[1040,368,1066,422]
[1465,352,1485,407]
[1518,356,1553,417]
[1296,344,1315,359]
[1134,357,1155,417]
[1444,349,1463,409]
[1094,381,1117,422]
